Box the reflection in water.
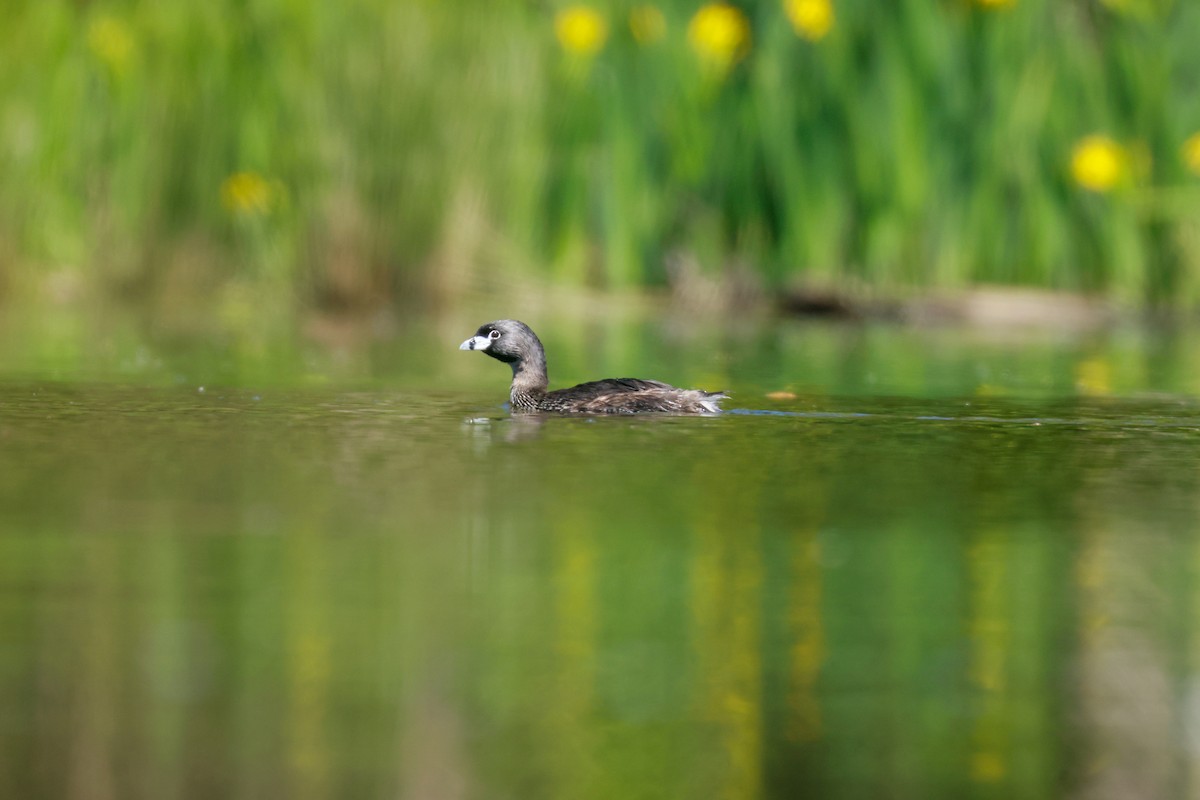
[462,413,548,445]
[70,530,119,800]
[4,383,1200,798]
[1074,521,1173,800]
[967,529,1012,786]
[288,524,331,800]
[786,527,824,745]
[691,459,763,800]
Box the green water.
[4,313,1200,799]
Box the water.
[3,313,1200,799]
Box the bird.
[459,319,727,414]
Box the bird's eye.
[488,330,501,340]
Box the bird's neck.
[510,356,548,406]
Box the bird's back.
[539,378,726,414]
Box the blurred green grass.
[2,0,1200,314]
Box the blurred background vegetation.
[3,0,1200,321]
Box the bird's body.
[460,320,726,414]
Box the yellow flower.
[1183,132,1200,177]
[688,3,751,73]
[555,5,608,57]
[974,0,1017,8]
[220,172,274,216]
[785,0,834,42]
[630,6,667,45]
[1070,135,1126,193]
[87,16,134,76]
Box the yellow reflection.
[1075,528,1109,648]
[690,499,762,798]
[555,513,596,687]
[967,529,1010,783]
[552,512,597,795]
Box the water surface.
[3,315,1200,799]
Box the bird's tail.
[699,391,728,414]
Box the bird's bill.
[459,335,491,351]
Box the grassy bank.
[2,0,1200,314]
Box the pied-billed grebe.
[460,319,727,414]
